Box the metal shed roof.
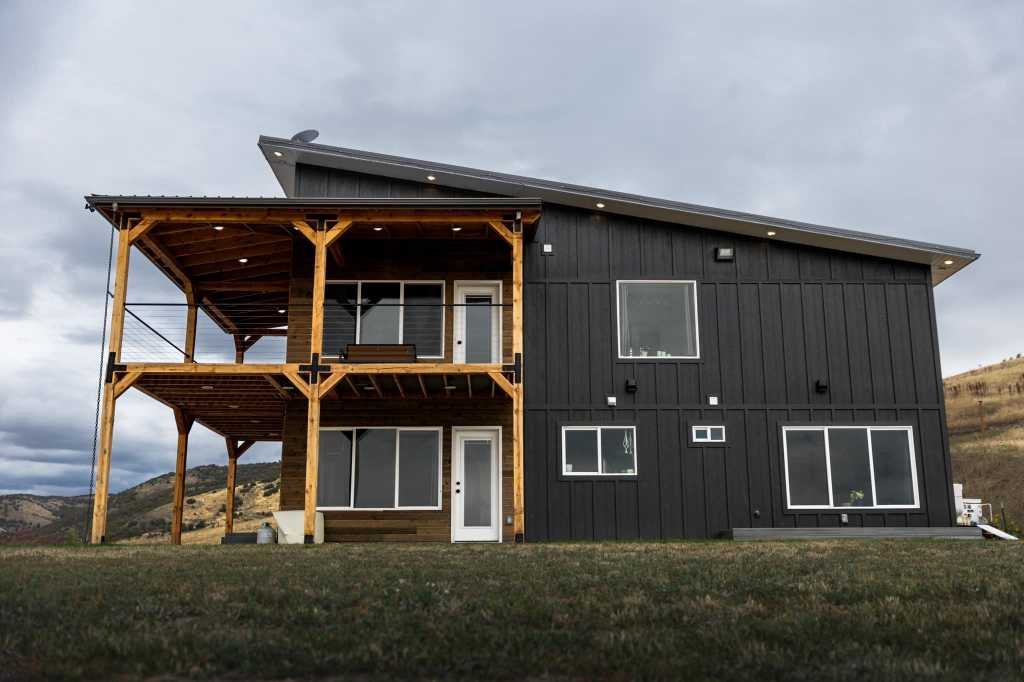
[258,135,979,284]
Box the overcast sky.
[1,1,1022,496]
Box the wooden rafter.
[417,375,428,398]
[488,220,515,245]
[487,371,516,399]
[319,371,347,400]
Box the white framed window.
[317,427,442,510]
[782,426,920,510]
[323,281,445,358]
[616,280,699,359]
[561,426,637,476]
[692,425,726,443]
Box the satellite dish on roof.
[291,129,319,143]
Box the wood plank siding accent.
[292,164,956,541]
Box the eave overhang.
[257,135,979,285]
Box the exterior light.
[277,308,286,314]
[427,175,436,181]
[229,405,239,409]
[943,259,954,266]
[595,202,606,209]
[201,385,214,390]
[373,226,383,231]
[238,258,248,263]
[273,151,283,157]
[213,225,224,231]
[766,230,777,237]
[452,226,462,232]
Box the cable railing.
[117,301,508,364]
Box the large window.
[617,281,699,359]
[324,281,444,358]
[317,427,442,510]
[783,426,919,509]
[562,426,637,476]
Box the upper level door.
[453,281,501,364]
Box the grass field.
[1,542,1022,681]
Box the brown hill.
[0,462,280,544]
[945,355,1024,529]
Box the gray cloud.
[1,0,1022,495]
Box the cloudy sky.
[1,1,1022,496]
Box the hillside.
[0,462,280,544]
[945,355,1024,528]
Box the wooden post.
[170,408,193,545]
[303,227,327,542]
[91,226,132,544]
[225,439,238,536]
[511,231,525,542]
[184,287,197,362]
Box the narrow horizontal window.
[323,281,444,358]
[317,427,442,510]
[783,426,919,510]
[617,281,699,359]
[562,426,637,476]
[692,425,726,443]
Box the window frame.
[615,280,701,360]
[324,280,446,359]
[691,425,726,443]
[781,425,920,511]
[560,425,639,478]
[316,426,443,511]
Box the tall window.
[317,427,442,510]
[323,281,444,358]
[783,426,919,509]
[562,426,637,476]
[617,281,699,359]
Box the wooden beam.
[324,219,354,247]
[113,371,142,400]
[236,440,256,458]
[127,217,157,244]
[345,374,360,398]
[303,388,321,541]
[310,229,327,358]
[184,287,197,362]
[263,374,291,400]
[367,374,384,399]
[291,219,316,244]
[326,363,503,375]
[170,408,193,545]
[224,439,238,536]
[392,374,406,398]
[123,362,302,374]
[488,220,515,245]
[466,375,472,398]
[319,371,347,399]
[135,209,538,225]
[91,227,131,545]
[488,371,515,399]
[417,375,428,398]
[511,231,525,541]
[282,370,311,400]
[194,280,290,293]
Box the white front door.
[453,282,501,364]
[452,428,501,542]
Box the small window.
[324,281,444,358]
[617,281,699,359]
[783,426,919,509]
[692,425,726,443]
[562,426,637,476]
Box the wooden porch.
[86,197,539,544]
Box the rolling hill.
[945,355,1024,529]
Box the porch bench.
[343,344,417,363]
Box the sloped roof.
[258,135,978,284]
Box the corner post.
[303,226,328,542]
[170,408,193,545]
[184,286,197,362]
[511,220,525,542]
[91,224,132,544]
[224,439,239,536]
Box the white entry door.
[452,428,501,542]
[453,282,501,364]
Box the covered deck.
[86,196,539,544]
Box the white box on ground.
[273,510,324,544]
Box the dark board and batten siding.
[293,163,956,540]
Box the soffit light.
[228,405,239,409]
[452,226,462,232]
[373,226,383,231]
[213,225,224,231]
[201,385,214,390]
[238,258,248,263]
[273,151,283,157]
[766,230,777,237]
[943,259,954,266]
[595,202,606,209]
[426,174,436,181]
[277,308,286,314]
